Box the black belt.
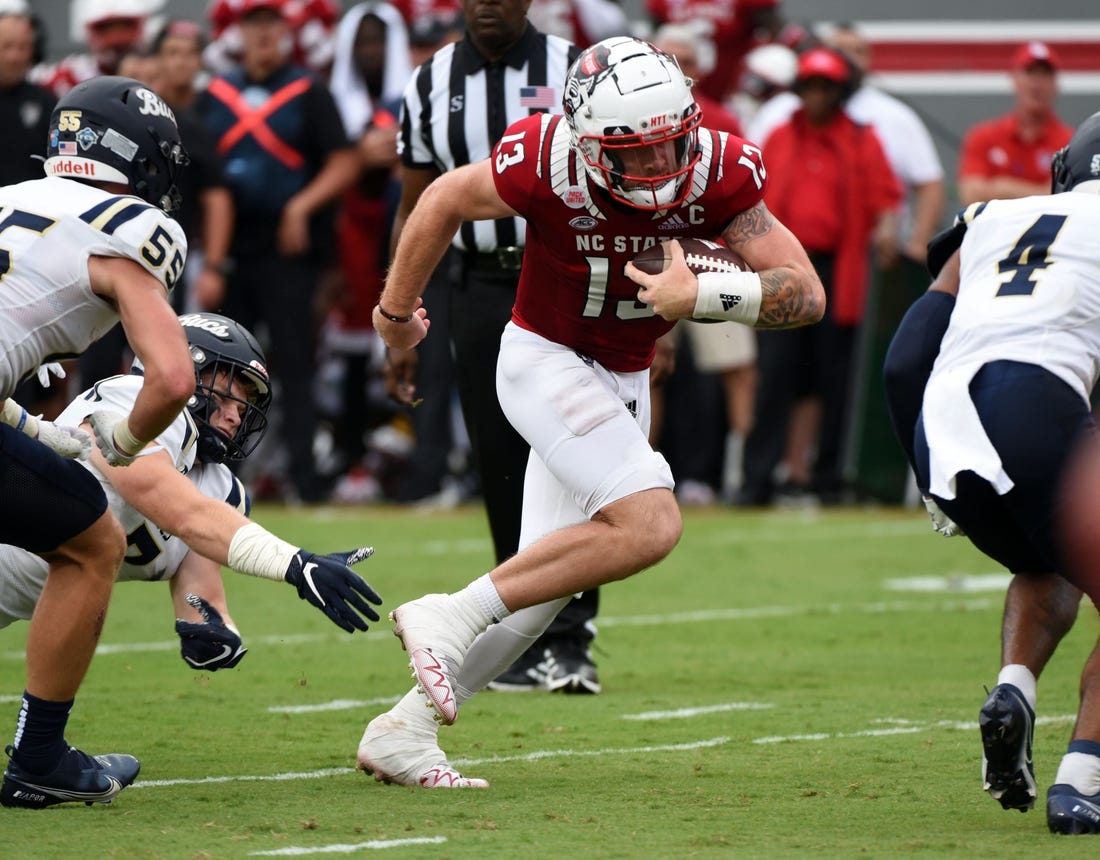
[463,246,524,271]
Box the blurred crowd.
[4,0,1074,508]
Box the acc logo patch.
[569,215,598,231]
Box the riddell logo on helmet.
[51,159,96,176]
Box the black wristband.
[376,303,414,323]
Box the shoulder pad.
[228,474,252,516]
[109,205,189,294]
[926,203,985,278]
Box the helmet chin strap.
[196,427,231,464]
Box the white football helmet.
[564,36,701,210]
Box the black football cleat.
[1047,784,1100,834]
[980,683,1036,812]
[487,644,549,692]
[1,744,140,809]
[544,640,601,695]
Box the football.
[630,237,752,278]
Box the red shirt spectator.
[763,50,900,325]
[766,111,898,324]
[958,41,1074,204]
[959,114,1073,192]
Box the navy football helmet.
[43,75,189,213]
[179,314,271,464]
[1051,110,1100,194]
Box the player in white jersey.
[883,110,1100,835]
[0,313,384,673]
[0,75,199,810]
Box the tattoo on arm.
[722,201,773,246]
[724,201,821,328]
[757,268,812,329]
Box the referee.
[388,2,600,693]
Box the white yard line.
[249,836,447,856]
[0,597,998,661]
[452,736,731,767]
[128,710,1073,792]
[623,702,774,720]
[267,697,400,714]
[131,737,733,790]
[133,768,352,788]
[753,714,1076,744]
[599,597,997,628]
[883,573,1010,593]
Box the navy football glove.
[284,546,381,633]
[175,594,248,671]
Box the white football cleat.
[390,594,482,725]
[356,713,488,789]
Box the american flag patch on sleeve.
[519,86,557,109]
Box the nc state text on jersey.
[575,235,661,254]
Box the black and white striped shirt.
[398,25,579,255]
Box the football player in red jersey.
[357,36,824,788]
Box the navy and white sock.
[1054,740,1100,795]
[9,691,72,774]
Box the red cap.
[236,0,287,20]
[795,48,849,84]
[1011,41,1061,72]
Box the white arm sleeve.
[227,522,300,581]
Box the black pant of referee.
[456,248,600,693]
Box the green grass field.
[2,504,1098,859]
